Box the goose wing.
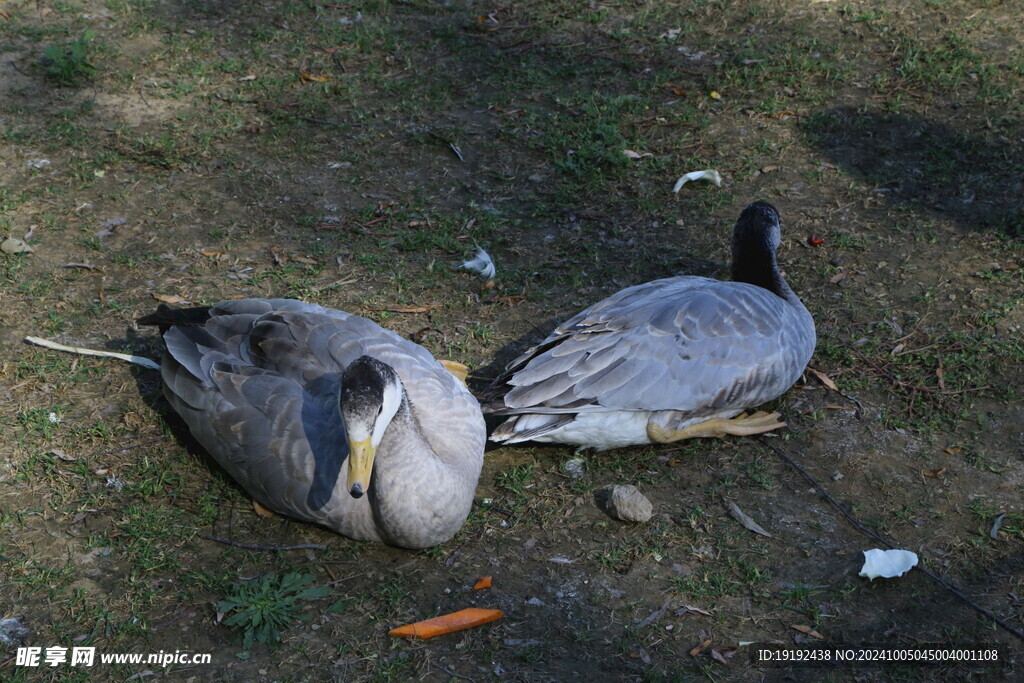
[491,276,812,417]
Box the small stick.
[24,336,160,370]
[758,437,1024,642]
[198,533,327,552]
[91,436,166,457]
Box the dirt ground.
[2,0,1023,680]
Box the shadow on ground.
[802,107,1024,236]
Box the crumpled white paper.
[859,548,918,580]
[672,169,723,193]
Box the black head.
[732,201,782,254]
[340,356,394,417]
[731,201,786,296]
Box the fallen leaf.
[709,90,722,100]
[808,234,825,247]
[936,363,945,390]
[922,467,946,478]
[623,149,653,160]
[723,498,772,537]
[200,250,225,257]
[484,294,526,305]
[151,293,188,304]
[664,83,686,95]
[676,605,712,617]
[238,73,256,82]
[48,449,77,462]
[299,71,331,83]
[252,500,276,518]
[371,305,435,313]
[711,646,737,664]
[790,624,825,639]
[807,367,839,391]
[268,246,286,265]
[473,576,492,590]
[689,637,713,656]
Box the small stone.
[1,237,33,254]
[605,485,653,523]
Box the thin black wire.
[757,436,1024,642]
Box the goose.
[485,201,815,451]
[138,299,486,549]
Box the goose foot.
[438,359,470,386]
[647,411,786,443]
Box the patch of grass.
[43,30,98,86]
[218,571,330,651]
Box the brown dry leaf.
[936,363,946,391]
[252,500,276,518]
[829,271,847,284]
[807,367,839,391]
[676,605,712,617]
[665,84,686,95]
[268,246,286,265]
[922,467,946,478]
[151,293,189,304]
[238,74,256,82]
[48,449,76,462]
[689,637,713,657]
[299,71,331,83]
[825,403,855,411]
[711,646,737,665]
[200,249,225,257]
[790,624,825,639]
[623,149,653,160]
[485,294,526,305]
[373,305,435,313]
[723,498,772,537]
[944,446,961,455]
[473,576,492,590]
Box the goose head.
[730,201,787,298]
[339,355,404,499]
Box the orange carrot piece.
[473,576,492,591]
[388,608,503,640]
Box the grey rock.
[605,485,653,523]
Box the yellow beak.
[346,437,376,499]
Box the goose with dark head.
[485,201,815,451]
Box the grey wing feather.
[492,276,815,417]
